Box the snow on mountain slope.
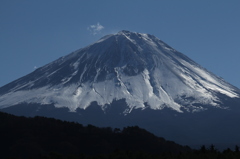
[0,30,239,113]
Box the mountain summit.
[0,30,239,114]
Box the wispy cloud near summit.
[87,22,104,35]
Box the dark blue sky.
[1,0,240,88]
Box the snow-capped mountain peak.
[0,30,239,113]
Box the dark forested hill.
[0,111,190,158]
[2,111,240,159]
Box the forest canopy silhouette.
[1,111,240,159]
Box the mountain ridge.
[0,30,239,113]
[1,30,240,147]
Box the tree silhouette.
[235,145,239,152]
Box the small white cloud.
[34,66,38,69]
[87,22,104,35]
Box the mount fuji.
[1,30,240,147]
